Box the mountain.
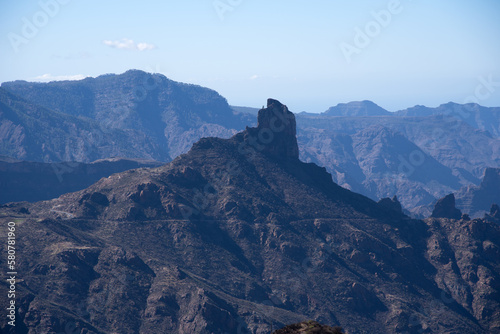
[0,87,163,162]
[1,70,253,162]
[323,101,391,116]
[3,71,499,216]
[0,157,163,204]
[298,124,461,211]
[456,168,500,218]
[296,112,500,216]
[1,99,499,333]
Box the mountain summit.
[323,101,390,116]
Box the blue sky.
[1,0,499,112]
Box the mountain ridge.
[1,70,254,162]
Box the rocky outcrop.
[377,195,403,214]
[251,99,299,160]
[431,194,462,219]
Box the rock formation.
[377,195,403,214]
[247,98,299,160]
[431,193,462,219]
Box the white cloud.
[250,75,259,80]
[103,38,156,51]
[31,74,88,82]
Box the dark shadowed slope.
[0,157,163,204]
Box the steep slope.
[1,99,499,333]
[298,123,465,214]
[0,157,163,204]
[297,112,500,216]
[0,87,162,162]
[1,70,253,162]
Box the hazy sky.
[1,0,499,112]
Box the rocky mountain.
[456,168,500,218]
[430,194,463,220]
[296,109,500,216]
[0,157,163,204]
[1,70,253,162]
[0,87,162,162]
[1,99,499,333]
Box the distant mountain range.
[296,101,500,216]
[1,99,498,333]
[1,70,253,162]
[1,71,499,217]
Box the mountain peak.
[324,100,390,116]
[431,193,462,219]
[250,98,299,159]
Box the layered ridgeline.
[297,101,500,216]
[1,100,499,333]
[2,72,500,216]
[1,70,253,162]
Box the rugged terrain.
[1,99,499,333]
[1,70,252,162]
[296,101,500,215]
[2,73,499,215]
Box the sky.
[1,0,499,113]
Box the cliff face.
[254,99,299,160]
[0,100,499,333]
